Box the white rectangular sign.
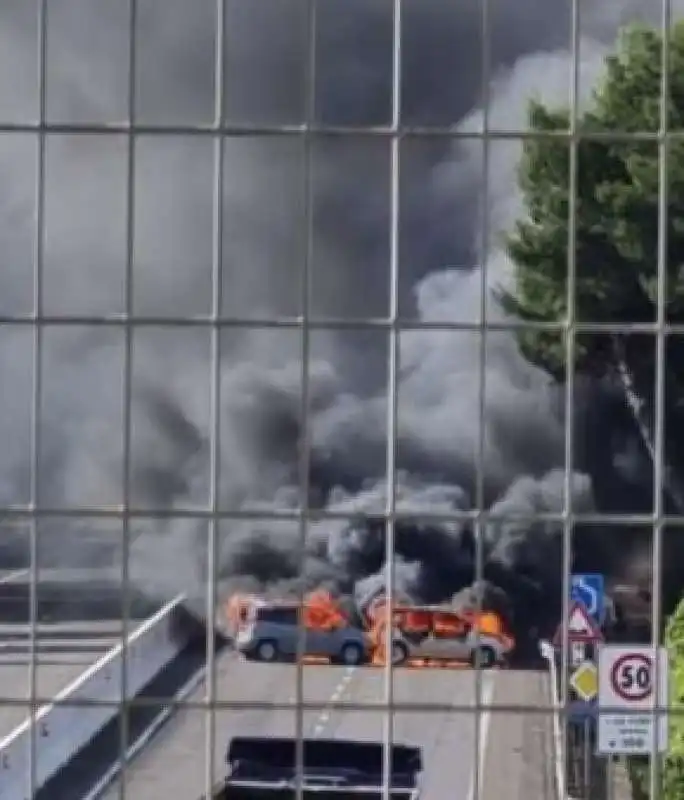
[597,644,669,756]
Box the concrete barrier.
[0,594,191,797]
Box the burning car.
[369,603,514,667]
[232,591,371,664]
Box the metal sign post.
[553,598,604,722]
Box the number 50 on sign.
[597,644,669,756]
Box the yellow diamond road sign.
[570,660,598,702]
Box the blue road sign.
[570,574,604,625]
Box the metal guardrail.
[81,651,210,800]
[540,640,575,800]
[0,594,197,798]
[76,607,226,800]
[540,640,631,800]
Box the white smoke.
[0,0,673,612]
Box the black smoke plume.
[0,0,675,637]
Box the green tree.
[628,600,684,800]
[662,596,684,797]
[620,597,684,798]
[500,21,684,512]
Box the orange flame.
[368,601,515,659]
[224,593,259,633]
[224,590,350,633]
[364,595,409,627]
[301,590,349,630]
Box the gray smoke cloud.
[0,0,673,623]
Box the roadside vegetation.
[503,20,684,798]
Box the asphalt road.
[103,656,556,800]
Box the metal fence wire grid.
[1,0,684,799]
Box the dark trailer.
[215,736,423,799]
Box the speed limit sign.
[611,652,652,701]
[597,644,669,755]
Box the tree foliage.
[502,21,684,511]
[500,21,684,382]
[660,599,684,799]
[619,597,684,799]
[504,24,684,795]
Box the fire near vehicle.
[233,591,370,665]
[363,595,391,628]
[225,593,265,638]
[217,736,423,799]
[369,604,514,668]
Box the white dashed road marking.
[310,667,356,738]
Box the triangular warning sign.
[553,601,603,646]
